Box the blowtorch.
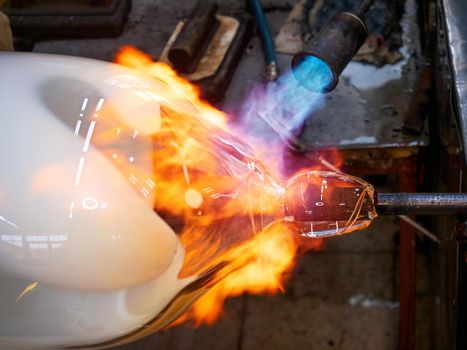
[291,0,376,92]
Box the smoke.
[231,56,333,175]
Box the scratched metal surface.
[222,0,429,151]
[440,0,467,165]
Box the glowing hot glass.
[284,171,377,237]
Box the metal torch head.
[291,12,368,93]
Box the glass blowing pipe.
[375,193,467,216]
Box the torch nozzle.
[291,0,376,92]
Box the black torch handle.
[355,0,376,18]
[376,193,467,215]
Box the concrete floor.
[30,0,434,349]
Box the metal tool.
[294,191,467,221]
[283,170,466,236]
[375,193,467,215]
[291,0,376,92]
[160,0,252,101]
[286,189,466,239]
[167,1,219,74]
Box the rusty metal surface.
[4,0,130,38]
[395,158,418,350]
[160,15,240,81]
[3,0,118,16]
[166,1,219,74]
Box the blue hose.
[249,0,278,80]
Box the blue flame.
[295,55,334,93]
[235,55,333,148]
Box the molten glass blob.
[284,171,377,237]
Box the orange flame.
[112,47,324,326]
[115,47,227,127]
[180,224,298,325]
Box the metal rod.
[398,215,440,243]
[168,0,219,74]
[376,193,467,215]
[355,0,376,17]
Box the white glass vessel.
[0,53,197,349]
